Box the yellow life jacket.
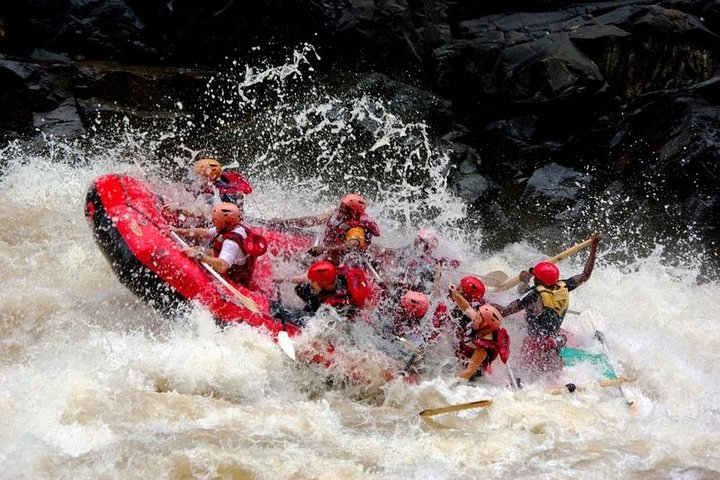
[535,281,569,317]
[345,226,367,249]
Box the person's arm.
[184,238,243,276]
[517,269,533,294]
[309,238,359,258]
[182,246,226,273]
[295,282,321,312]
[500,300,520,317]
[271,210,331,228]
[171,226,211,239]
[568,232,602,286]
[215,239,245,273]
[199,252,230,274]
[499,285,540,317]
[448,284,475,318]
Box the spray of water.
[1,46,719,479]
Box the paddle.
[506,361,521,390]
[169,231,259,313]
[395,336,425,374]
[441,268,509,288]
[548,376,637,395]
[593,330,638,412]
[479,270,510,288]
[274,284,297,361]
[419,398,493,417]
[495,236,595,291]
[395,336,422,354]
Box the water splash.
[1,46,720,479]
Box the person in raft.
[293,260,371,319]
[172,202,267,288]
[163,152,253,227]
[500,232,602,380]
[375,227,460,295]
[189,152,253,210]
[447,281,510,380]
[269,193,381,265]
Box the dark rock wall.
[1,0,718,272]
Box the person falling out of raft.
[269,193,381,267]
[374,227,460,295]
[163,152,253,227]
[293,260,371,319]
[190,152,253,210]
[386,290,450,376]
[171,202,267,288]
[447,278,510,380]
[499,232,602,381]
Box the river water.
[1,50,719,479]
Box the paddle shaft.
[496,237,595,291]
[245,216,316,238]
[419,399,493,417]
[593,328,638,410]
[548,376,637,395]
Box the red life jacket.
[470,328,511,365]
[322,209,380,248]
[454,302,508,369]
[216,171,252,195]
[211,225,267,286]
[317,266,370,309]
[197,171,253,206]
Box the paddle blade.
[480,270,509,288]
[277,331,296,361]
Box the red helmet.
[460,276,486,302]
[533,261,560,286]
[308,261,337,286]
[400,291,429,318]
[340,193,367,215]
[476,304,502,330]
[416,227,439,252]
[211,202,241,232]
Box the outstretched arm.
[500,299,523,317]
[569,232,602,285]
[171,226,211,239]
[448,284,477,320]
[271,210,332,228]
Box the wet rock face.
[0,0,719,267]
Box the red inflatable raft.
[86,174,412,387]
[85,173,314,336]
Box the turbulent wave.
[1,49,719,479]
